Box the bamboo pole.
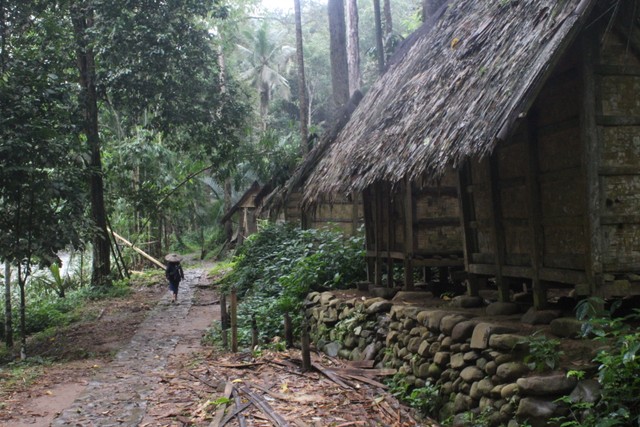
[230,288,238,353]
[284,313,293,349]
[220,293,228,349]
[300,312,311,372]
[251,314,259,350]
[108,228,165,270]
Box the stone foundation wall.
[305,291,599,427]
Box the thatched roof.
[304,0,597,204]
[267,90,363,210]
[219,181,261,224]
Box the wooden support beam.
[403,178,414,290]
[374,184,384,286]
[457,162,481,296]
[525,113,547,309]
[581,26,603,296]
[487,155,509,302]
[362,187,376,282]
[386,183,394,288]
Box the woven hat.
[165,253,183,263]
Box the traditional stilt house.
[269,92,365,237]
[304,0,640,308]
[220,181,264,245]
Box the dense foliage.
[551,299,640,426]
[221,222,366,344]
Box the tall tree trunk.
[372,0,384,75]
[383,0,392,37]
[4,260,12,349]
[422,0,446,22]
[150,213,162,258]
[328,0,350,113]
[71,1,111,287]
[17,265,26,359]
[294,0,309,155]
[224,178,233,242]
[346,0,361,96]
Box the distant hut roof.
[304,0,597,204]
[219,181,261,224]
[267,90,363,210]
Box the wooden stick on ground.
[231,388,248,427]
[237,385,291,427]
[311,362,354,389]
[209,382,234,427]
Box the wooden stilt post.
[284,313,293,349]
[300,312,311,372]
[220,293,228,349]
[251,314,259,350]
[230,288,238,353]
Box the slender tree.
[346,0,361,96]
[383,0,392,36]
[372,0,384,74]
[294,0,309,154]
[4,261,12,349]
[328,0,350,112]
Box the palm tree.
[236,21,295,129]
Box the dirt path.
[0,265,217,427]
[47,267,217,426]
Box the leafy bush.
[387,373,441,418]
[551,298,640,426]
[220,222,366,344]
[519,331,563,372]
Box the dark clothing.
[165,262,184,298]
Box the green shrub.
[551,298,640,426]
[387,373,441,418]
[519,331,563,372]
[220,223,366,345]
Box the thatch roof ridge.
[219,180,261,224]
[304,0,597,204]
[267,90,364,210]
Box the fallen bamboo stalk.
[108,228,165,269]
[329,367,397,377]
[311,361,353,390]
[209,382,234,427]
[218,362,265,369]
[237,385,291,427]
[341,374,388,389]
[219,402,250,427]
[346,360,375,369]
[231,388,248,427]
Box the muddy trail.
[3,266,431,427]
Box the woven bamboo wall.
[599,33,640,277]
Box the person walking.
[165,253,185,303]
